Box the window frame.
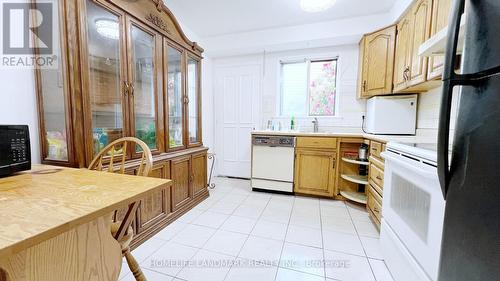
[279,56,339,118]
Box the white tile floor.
[119,177,395,281]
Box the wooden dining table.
[0,165,171,281]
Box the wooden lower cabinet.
[192,152,208,198]
[137,162,172,234]
[367,141,386,229]
[294,148,336,197]
[129,148,209,249]
[367,185,382,223]
[137,184,171,233]
[171,156,193,212]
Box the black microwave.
[0,125,31,177]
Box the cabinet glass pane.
[131,25,157,150]
[187,57,199,144]
[40,0,68,161]
[86,0,123,154]
[167,47,183,148]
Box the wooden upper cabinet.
[187,56,202,147]
[393,13,413,92]
[294,149,336,197]
[357,37,367,98]
[361,25,397,96]
[428,0,453,80]
[83,0,129,159]
[36,0,204,167]
[165,44,186,151]
[126,17,164,154]
[407,0,433,86]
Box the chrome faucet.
[312,117,319,133]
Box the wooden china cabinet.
[34,0,207,248]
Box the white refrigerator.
[365,94,418,135]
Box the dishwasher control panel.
[252,135,296,147]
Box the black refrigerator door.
[438,0,500,198]
[438,0,500,280]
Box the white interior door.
[215,65,261,178]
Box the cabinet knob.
[362,80,367,92]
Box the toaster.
[0,125,31,177]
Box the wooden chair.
[88,137,153,281]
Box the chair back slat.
[88,137,153,177]
[120,142,127,174]
[137,153,144,176]
[108,146,115,173]
[97,157,103,171]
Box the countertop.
[0,165,171,257]
[251,130,430,144]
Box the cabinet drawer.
[297,137,337,149]
[370,141,383,159]
[370,163,384,188]
[369,155,385,170]
[369,180,383,197]
[367,186,382,221]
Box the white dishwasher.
[251,135,296,194]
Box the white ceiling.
[163,0,398,38]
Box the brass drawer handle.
[376,175,382,180]
[374,207,380,213]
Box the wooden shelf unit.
[341,174,369,185]
[336,138,369,205]
[34,0,207,249]
[342,157,369,166]
[340,190,368,205]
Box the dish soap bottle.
[290,116,295,131]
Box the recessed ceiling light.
[300,0,337,13]
[95,19,119,40]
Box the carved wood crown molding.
[145,13,171,34]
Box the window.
[280,58,338,117]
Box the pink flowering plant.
[309,61,337,116]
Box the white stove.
[381,142,445,281]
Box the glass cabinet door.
[187,56,201,145]
[85,0,126,155]
[38,0,69,162]
[129,21,160,152]
[166,45,184,149]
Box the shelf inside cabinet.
[419,14,466,57]
[340,190,367,205]
[341,157,369,166]
[341,174,369,185]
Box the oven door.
[382,151,445,281]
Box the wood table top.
[0,164,171,258]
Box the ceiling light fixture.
[95,19,119,40]
[300,0,337,13]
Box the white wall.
[0,69,41,163]
[213,44,366,133]
[416,86,461,142]
[203,14,390,58]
